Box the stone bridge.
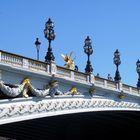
[0,50,140,139]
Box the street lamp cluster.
[136,59,140,89]
[83,36,93,74]
[35,38,41,61]
[34,18,140,89]
[113,49,121,82]
[44,18,56,63]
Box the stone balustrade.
[0,50,139,96]
[28,59,46,71]
[1,51,23,66]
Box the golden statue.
[70,86,78,95]
[61,52,75,70]
[21,78,31,98]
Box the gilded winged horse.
[61,52,75,70]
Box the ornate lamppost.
[136,59,140,89]
[44,18,56,63]
[35,38,41,61]
[113,49,121,82]
[83,36,93,73]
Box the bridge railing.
[94,76,139,95]
[95,76,117,90]
[0,50,139,96]
[0,50,47,71]
[122,84,139,95]
[28,59,47,72]
[56,66,88,82]
[1,51,23,66]
[57,66,71,78]
[0,50,89,82]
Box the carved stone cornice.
[0,97,140,125]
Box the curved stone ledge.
[0,97,140,125]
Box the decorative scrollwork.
[0,98,139,122]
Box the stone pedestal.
[89,74,95,84]
[23,58,29,69]
[50,61,57,75]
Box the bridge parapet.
[0,50,139,95]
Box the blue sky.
[0,0,140,86]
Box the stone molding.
[0,97,139,125]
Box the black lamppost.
[44,18,56,63]
[35,38,41,61]
[83,36,93,73]
[136,59,140,89]
[113,49,121,82]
